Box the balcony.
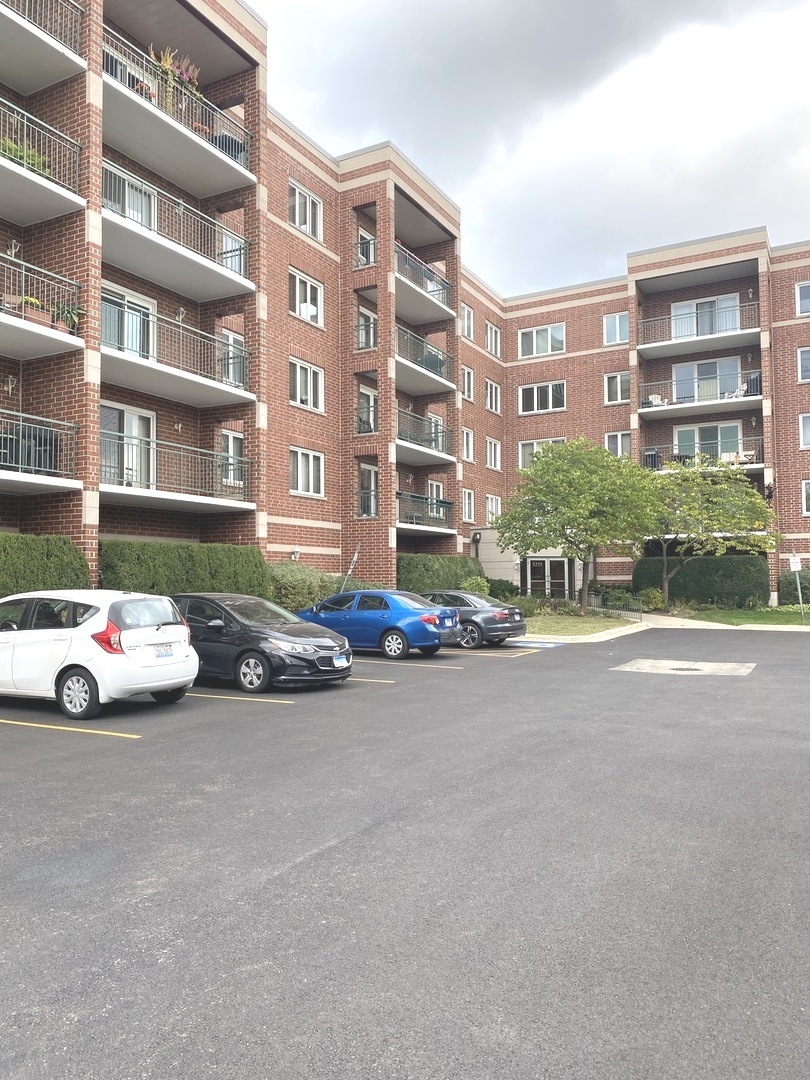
[637,301,760,359]
[102,27,253,199]
[642,437,764,472]
[0,0,86,94]
[638,370,762,420]
[0,96,83,224]
[99,432,254,514]
[395,408,454,467]
[0,407,80,494]
[100,302,252,408]
[394,243,453,326]
[396,491,454,532]
[356,488,378,518]
[395,326,455,395]
[101,162,253,301]
[0,254,84,360]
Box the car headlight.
[265,638,316,654]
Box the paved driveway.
[1,631,806,1079]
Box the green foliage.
[99,540,268,595]
[263,562,343,610]
[459,575,489,594]
[0,138,50,175]
[601,587,635,608]
[486,578,520,600]
[397,554,484,592]
[0,534,89,595]
[640,587,664,611]
[633,555,770,607]
[777,568,810,605]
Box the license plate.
[443,617,453,627]
[154,643,173,658]
[333,655,348,668]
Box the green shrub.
[633,556,769,608]
[0,534,89,595]
[459,575,489,594]
[486,577,520,600]
[640,587,664,612]
[778,568,810,605]
[601,587,636,608]
[99,540,268,596]
[397,554,484,592]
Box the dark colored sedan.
[172,593,352,692]
[419,590,527,649]
[297,590,460,658]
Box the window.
[519,380,566,414]
[289,447,324,496]
[671,294,738,339]
[605,372,631,404]
[519,438,565,468]
[604,312,629,345]
[803,481,810,515]
[100,403,154,488]
[357,228,376,267]
[486,321,501,356]
[428,480,444,518]
[220,329,246,386]
[606,431,631,457]
[674,423,742,462]
[427,413,443,451]
[357,307,377,350]
[485,494,501,523]
[461,366,474,401]
[288,180,322,240]
[673,357,740,403]
[102,164,155,228]
[798,348,810,382]
[288,269,323,325]
[486,437,501,470]
[461,427,474,461]
[461,304,474,340]
[221,430,244,487]
[358,386,377,433]
[462,488,474,523]
[797,284,810,316]
[289,357,324,411]
[519,323,565,358]
[485,379,501,414]
[359,463,378,517]
[101,286,154,358]
[800,415,810,449]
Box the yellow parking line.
[354,658,464,671]
[187,692,295,704]
[0,718,141,739]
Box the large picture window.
[519,323,565,358]
[519,381,566,414]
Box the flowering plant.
[149,45,202,102]
[22,295,43,309]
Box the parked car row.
[0,586,526,721]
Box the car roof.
[172,593,256,600]
[0,589,164,603]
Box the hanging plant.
[150,45,202,113]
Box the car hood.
[256,621,349,648]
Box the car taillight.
[420,614,440,625]
[91,618,124,654]
[182,616,191,646]
[492,611,510,621]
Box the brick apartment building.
[0,0,807,603]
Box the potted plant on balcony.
[51,302,86,334]
[1,137,50,177]
[21,296,50,326]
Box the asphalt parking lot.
[1,631,807,1080]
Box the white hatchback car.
[0,590,199,721]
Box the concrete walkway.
[525,610,810,644]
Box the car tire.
[381,629,410,659]
[459,622,484,649]
[235,651,272,693]
[57,668,102,721]
[150,687,188,704]
[419,645,440,656]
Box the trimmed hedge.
[0,534,90,596]
[99,540,268,596]
[397,554,485,592]
[632,555,769,607]
[777,568,810,605]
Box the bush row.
[632,556,770,608]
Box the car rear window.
[109,597,183,629]
[395,593,436,609]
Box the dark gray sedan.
[419,590,527,649]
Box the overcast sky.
[257,0,810,297]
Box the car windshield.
[222,596,299,626]
[395,592,437,609]
[111,597,184,628]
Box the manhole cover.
[612,659,755,676]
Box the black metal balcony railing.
[639,370,762,408]
[642,437,764,470]
[102,27,251,169]
[396,325,452,380]
[395,243,451,308]
[396,408,452,455]
[357,488,378,518]
[101,301,250,389]
[0,407,78,477]
[355,237,376,268]
[0,95,80,191]
[100,431,251,500]
[4,0,83,54]
[638,302,760,346]
[0,253,82,324]
[102,162,249,276]
[396,491,453,528]
[356,320,377,351]
[357,403,377,434]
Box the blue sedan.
[297,590,461,658]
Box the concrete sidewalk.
[525,610,810,644]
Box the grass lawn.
[676,607,809,627]
[524,614,633,636]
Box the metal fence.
[0,252,81,323]
[396,408,452,455]
[0,407,78,477]
[640,370,762,407]
[102,26,251,169]
[0,94,80,191]
[528,588,643,621]
[396,325,452,380]
[395,243,450,307]
[100,432,251,500]
[638,302,760,345]
[642,437,764,470]
[396,491,453,528]
[4,0,83,54]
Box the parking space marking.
[0,718,141,739]
[187,692,296,704]
[353,658,465,671]
[352,677,396,684]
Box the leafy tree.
[492,438,654,612]
[646,456,778,609]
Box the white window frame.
[288,179,322,241]
[101,283,156,359]
[461,366,474,401]
[102,162,156,229]
[289,268,323,326]
[603,312,629,345]
[359,462,378,517]
[358,385,378,434]
[605,431,631,457]
[462,488,475,523]
[485,379,501,414]
[798,348,810,382]
[220,430,245,487]
[671,294,739,340]
[219,328,246,386]
[486,437,501,471]
[673,421,743,461]
[357,227,375,267]
[519,438,565,469]
[289,357,324,412]
[100,401,156,489]
[428,480,444,517]
[796,283,810,317]
[604,372,631,404]
[803,481,810,515]
[672,356,740,403]
[357,306,378,350]
[460,304,474,340]
[485,321,501,357]
[485,494,501,524]
[461,427,474,461]
[800,415,810,449]
[519,380,566,415]
[289,446,324,497]
[519,323,565,358]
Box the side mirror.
[311,603,321,614]
[206,618,226,630]
[0,620,18,632]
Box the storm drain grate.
[612,659,756,677]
